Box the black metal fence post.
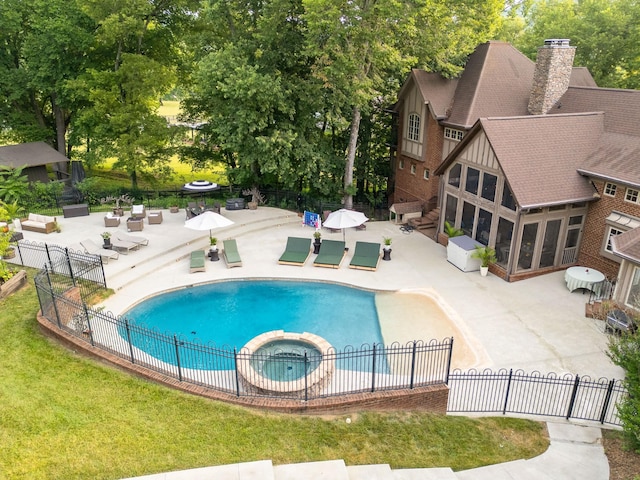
[65,247,76,286]
[45,266,62,328]
[502,369,514,415]
[82,302,95,347]
[234,348,240,397]
[599,379,615,424]
[445,338,454,384]
[371,344,377,392]
[124,318,135,364]
[409,341,417,389]
[304,352,309,402]
[566,374,581,420]
[173,335,183,381]
[44,243,53,267]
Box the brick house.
[391,39,640,310]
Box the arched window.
[408,113,420,141]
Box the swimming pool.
[122,280,385,368]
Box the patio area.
[12,205,624,380]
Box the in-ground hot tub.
[237,330,335,398]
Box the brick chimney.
[528,39,576,115]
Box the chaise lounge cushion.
[349,241,381,271]
[190,250,206,273]
[21,213,57,234]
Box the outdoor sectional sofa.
[21,213,57,234]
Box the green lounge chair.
[278,237,311,266]
[313,239,346,269]
[349,241,381,271]
[222,239,243,268]
[190,249,206,273]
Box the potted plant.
[382,237,392,261]
[209,236,218,251]
[471,245,497,276]
[101,194,132,216]
[100,231,112,248]
[242,186,265,210]
[313,231,322,254]
[0,200,25,230]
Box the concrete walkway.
[12,206,619,479]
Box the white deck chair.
[80,239,120,263]
[115,232,149,247]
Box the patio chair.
[110,237,138,254]
[222,239,243,268]
[313,239,346,269]
[278,237,312,266]
[190,250,206,273]
[115,232,149,247]
[126,217,144,232]
[104,213,121,227]
[131,204,146,219]
[147,211,163,224]
[80,239,120,264]
[349,241,381,271]
[606,309,637,334]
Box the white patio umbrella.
[322,209,369,241]
[184,211,234,240]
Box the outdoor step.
[273,460,349,480]
[455,459,548,480]
[120,459,275,480]
[347,464,394,479]
[392,467,457,480]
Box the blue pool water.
[122,280,385,369]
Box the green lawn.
[0,271,549,480]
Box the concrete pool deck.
[20,205,622,380]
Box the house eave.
[578,169,640,190]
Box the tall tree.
[71,0,195,188]
[303,0,503,209]
[515,0,640,89]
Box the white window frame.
[604,182,617,197]
[605,226,624,253]
[444,127,464,141]
[398,159,404,170]
[625,188,639,204]
[410,164,417,175]
[408,113,420,142]
[625,266,640,310]
[423,169,429,180]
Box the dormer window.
[444,127,464,141]
[408,113,420,141]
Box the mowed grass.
[0,272,549,480]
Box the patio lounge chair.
[222,239,243,268]
[313,239,346,269]
[104,213,121,227]
[278,237,311,266]
[115,232,149,247]
[80,239,120,264]
[190,250,206,273]
[110,237,138,254]
[349,241,381,271]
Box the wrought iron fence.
[34,280,453,401]
[19,242,106,299]
[447,368,626,426]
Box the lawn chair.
[115,232,149,247]
[110,237,138,254]
[222,239,243,268]
[349,241,381,271]
[80,239,120,264]
[313,240,346,269]
[190,250,206,273]
[278,237,312,266]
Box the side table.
[208,249,220,261]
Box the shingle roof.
[445,42,536,128]
[0,141,69,168]
[611,227,640,263]
[570,67,598,87]
[396,69,458,119]
[578,133,640,189]
[480,113,602,208]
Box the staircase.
[408,207,440,230]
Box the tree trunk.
[52,94,69,178]
[343,106,361,210]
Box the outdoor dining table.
[564,266,605,293]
